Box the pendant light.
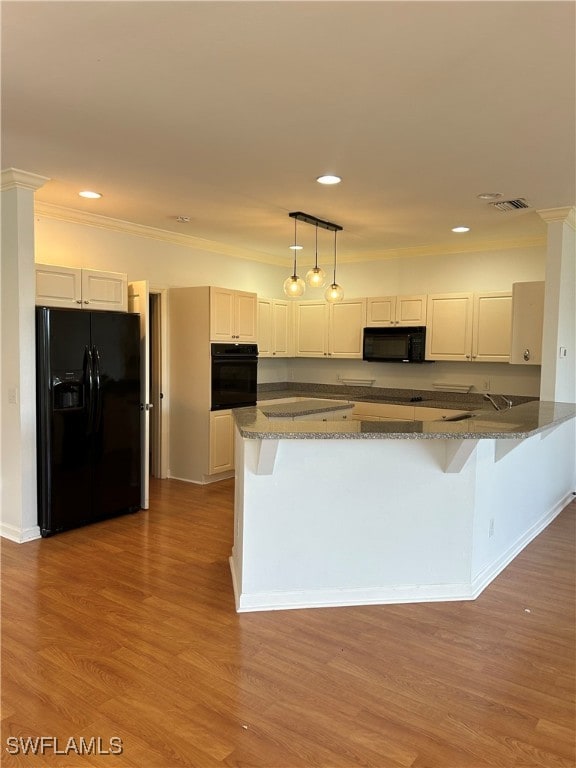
[305,223,326,288]
[324,229,344,303]
[283,216,305,297]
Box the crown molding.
[537,206,576,229]
[35,201,547,267]
[337,235,547,264]
[34,201,285,266]
[1,168,50,192]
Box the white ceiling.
[2,1,575,266]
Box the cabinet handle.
[472,354,477,359]
[76,300,82,304]
[466,354,471,359]
[84,300,90,304]
[523,348,531,361]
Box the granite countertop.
[234,400,576,440]
[259,399,353,418]
[255,385,535,412]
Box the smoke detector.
[176,215,191,223]
[488,198,531,212]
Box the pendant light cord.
[293,217,298,277]
[333,229,337,284]
[314,224,319,269]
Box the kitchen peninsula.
[230,396,576,612]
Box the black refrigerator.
[36,307,141,537]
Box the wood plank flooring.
[2,479,574,767]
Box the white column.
[538,207,576,403]
[1,168,50,541]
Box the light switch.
[559,346,567,358]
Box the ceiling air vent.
[488,198,530,212]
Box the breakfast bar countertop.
[234,400,576,441]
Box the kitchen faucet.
[484,393,513,411]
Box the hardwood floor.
[2,480,574,767]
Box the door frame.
[149,287,169,479]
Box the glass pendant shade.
[305,223,326,288]
[284,274,305,297]
[284,216,306,297]
[325,282,344,302]
[305,265,326,288]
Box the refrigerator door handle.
[93,345,103,432]
[84,345,95,434]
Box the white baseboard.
[0,523,41,543]
[470,490,574,597]
[233,581,477,613]
[231,492,575,613]
[168,471,234,485]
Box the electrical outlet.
[489,518,495,538]
[482,379,491,391]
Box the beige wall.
[35,213,546,395]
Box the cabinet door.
[425,293,474,361]
[366,296,396,326]
[396,295,427,326]
[82,269,127,311]
[210,287,235,341]
[209,410,234,474]
[36,264,82,308]
[234,291,257,341]
[257,299,273,356]
[273,300,291,356]
[509,282,545,365]
[295,302,328,356]
[329,299,366,358]
[472,292,512,363]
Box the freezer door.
[36,307,93,536]
[90,311,141,520]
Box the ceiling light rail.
[288,211,343,232]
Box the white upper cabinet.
[294,301,328,356]
[425,293,474,360]
[210,287,257,342]
[472,292,512,363]
[294,298,366,358]
[509,281,545,365]
[366,295,427,326]
[426,291,512,362]
[257,299,292,357]
[36,264,127,311]
[328,298,366,358]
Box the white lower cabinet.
[36,264,128,311]
[293,408,354,422]
[209,410,235,474]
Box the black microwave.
[363,326,427,363]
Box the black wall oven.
[211,343,258,411]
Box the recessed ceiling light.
[452,226,470,233]
[477,192,502,200]
[289,244,303,250]
[176,216,190,223]
[316,175,341,185]
[79,190,102,199]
